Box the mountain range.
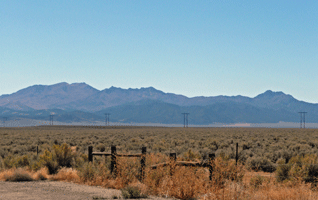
[0,82,317,124]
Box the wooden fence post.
[88,146,93,162]
[140,147,146,181]
[170,153,176,176]
[111,146,117,175]
[209,153,215,181]
[36,146,39,156]
[236,143,238,165]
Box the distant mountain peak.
[255,90,287,98]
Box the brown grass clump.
[246,181,318,200]
[0,167,50,181]
[142,155,245,199]
[32,167,49,180]
[0,168,34,182]
[50,167,79,182]
[157,166,208,199]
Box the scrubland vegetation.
[1,126,318,199]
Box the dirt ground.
[0,180,172,200]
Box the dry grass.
[50,167,79,182]
[43,154,318,200]
[1,161,318,199]
[0,167,49,181]
[3,126,318,199]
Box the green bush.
[289,154,318,183]
[39,149,59,174]
[14,155,30,168]
[3,154,15,169]
[78,162,97,182]
[39,143,76,174]
[303,164,318,183]
[275,155,318,183]
[275,158,290,182]
[0,157,3,170]
[246,157,276,172]
[53,143,75,168]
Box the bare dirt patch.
[0,180,171,200]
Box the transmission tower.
[3,117,7,127]
[105,113,110,126]
[49,114,54,125]
[182,113,189,128]
[298,112,307,129]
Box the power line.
[3,117,7,127]
[182,113,189,128]
[105,113,110,126]
[298,112,307,129]
[49,114,54,125]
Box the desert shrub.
[157,166,206,200]
[0,148,6,158]
[14,155,30,168]
[238,150,254,164]
[4,168,34,182]
[289,154,318,184]
[182,149,201,161]
[242,142,252,150]
[96,143,106,152]
[279,150,293,163]
[303,164,318,183]
[39,149,59,174]
[53,143,75,167]
[38,143,77,174]
[276,163,291,182]
[275,154,318,184]
[121,186,148,199]
[2,154,15,169]
[246,157,276,172]
[212,157,245,188]
[116,157,140,186]
[73,153,87,169]
[26,145,37,152]
[206,140,219,151]
[250,175,269,189]
[78,162,97,182]
[144,165,169,194]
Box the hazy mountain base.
[1,119,316,128]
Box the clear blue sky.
[1,1,317,102]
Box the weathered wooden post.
[209,153,215,181]
[88,146,93,162]
[140,147,146,181]
[111,146,117,175]
[236,143,238,165]
[169,153,176,176]
[36,146,39,156]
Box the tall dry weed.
[50,167,79,182]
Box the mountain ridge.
[0,82,316,124]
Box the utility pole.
[49,114,54,125]
[182,113,189,128]
[298,112,307,129]
[3,117,7,127]
[105,113,110,126]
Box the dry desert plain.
[1,126,318,199]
